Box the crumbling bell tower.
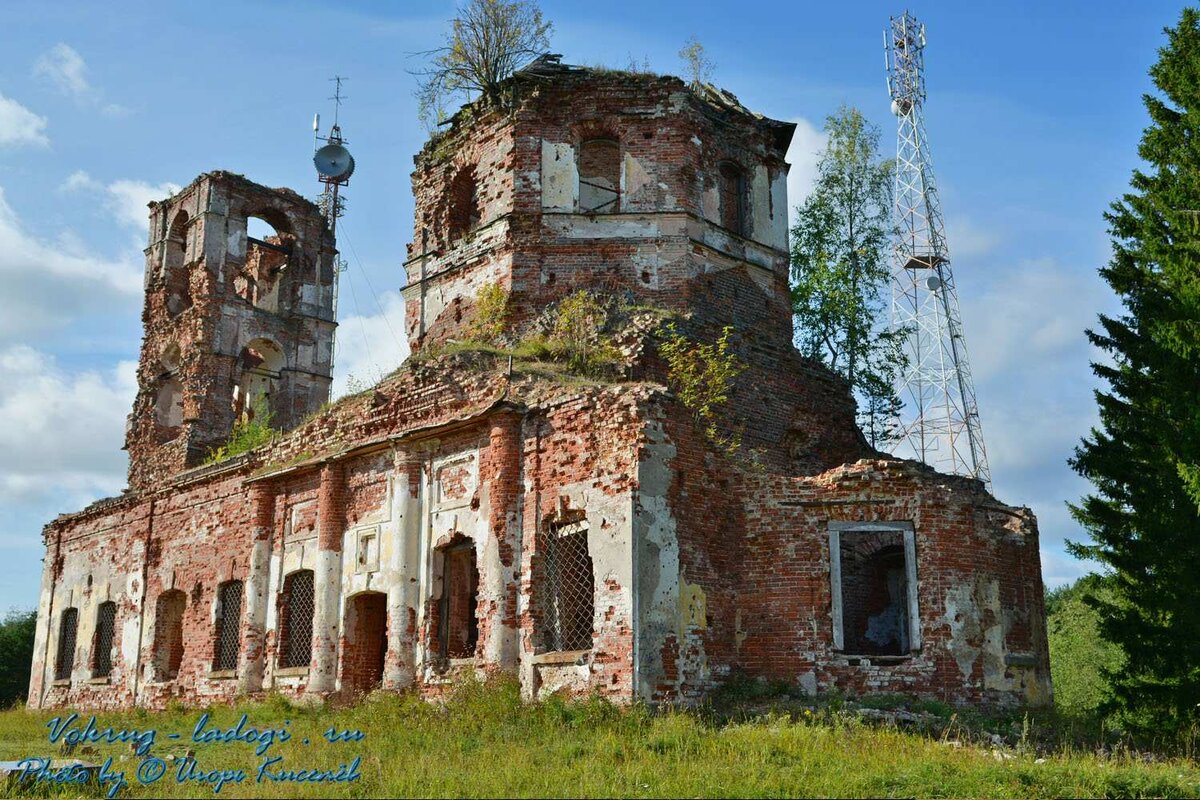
[124,171,337,490]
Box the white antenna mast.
[885,12,991,487]
[313,76,354,369]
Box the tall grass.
[2,679,1198,798]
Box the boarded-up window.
[437,543,478,659]
[153,590,186,681]
[718,162,747,236]
[212,580,243,671]
[278,570,315,669]
[579,139,620,213]
[539,516,595,652]
[91,601,117,678]
[54,608,78,681]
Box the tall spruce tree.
[1069,8,1200,737]
[791,107,905,448]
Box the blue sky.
[0,0,1187,611]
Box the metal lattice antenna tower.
[884,12,990,487]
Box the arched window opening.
[158,343,181,374]
[537,514,595,652]
[718,162,748,236]
[232,338,284,424]
[153,590,186,681]
[435,540,478,661]
[154,377,184,440]
[448,167,482,242]
[163,211,192,317]
[578,139,621,213]
[278,570,315,669]
[212,580,242,672]
[54,607,78,682]
[91,601,117,678]
[237,215,293,313]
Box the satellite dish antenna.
[926,274,942,291]
[314,143,355,181]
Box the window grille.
[54,608,78,681]
[91,602,116,677]
[212,580,243,671]
[279,570,315,669]
[540,517,595,652]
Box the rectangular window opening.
[539,516,595,653]
[212,580,243,672]
[437,542,479,660]
[830,523,919,658]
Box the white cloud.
[945,215,1000,259]
[785,116,826,221]
[106,179,180,229]
[0,184,142,342]
[0,345,135,508]
[61,171,179,229]
[331,290,410,398]
[961,258,1107,384]
[33,43,128,117]
[0,94,49,148]
[34,43,89,98]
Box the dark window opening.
[153,590,186,681]
[579,139,620,213]
[212,580,243,671]
[437,542,479,660]
[718,161,748,236]
[839,530,911,656]
[448,167,482,242]
[91,601,116,678]
[54,608,78,681]
[538,516,595,652]
[278,570,315,669]
[163,211,192,317]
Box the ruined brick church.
[28,59,1051,711]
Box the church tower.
[124,171,337,490]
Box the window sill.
[207,669,238,680]
[532,650,590,666]
[274,666,310,678]
[840,654,914,666]
[87,676,111,685]
[51,678,71,687]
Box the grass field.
[1,680,1197,798]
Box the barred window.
[153,590,186,680]
[54,608,78,681]
[579,139,620,213]
[539,516,595,652]
[90,602,117,678]
[278,570,315,669]
[212,580,243,672]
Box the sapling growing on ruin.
[412,0,553,128]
